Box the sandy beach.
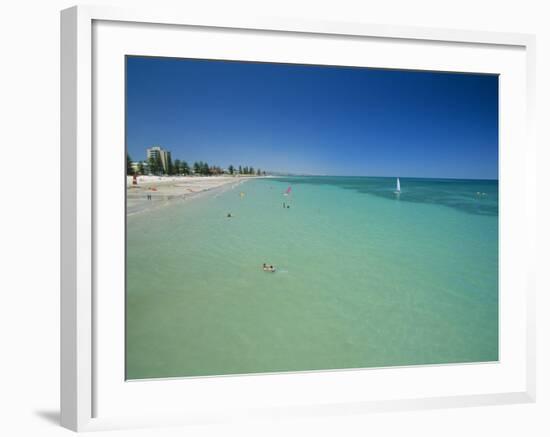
[126,175,252,215]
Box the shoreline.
[126,175,256,215]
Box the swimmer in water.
[227,213,232,218]
[262,263,276,272]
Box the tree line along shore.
[127,153,267,177]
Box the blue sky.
[126,56,498,179]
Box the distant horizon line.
[268,173,498,181]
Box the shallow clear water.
[126,176,498,379]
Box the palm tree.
[155,155,163,175]
[174,159,181,175]
[127,154,134,175]
[148,156,157,175]
[166,155,174,175]
[228,165,234,175]
[181,161,190,175]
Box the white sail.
[396,178,401,192]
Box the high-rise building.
[146,146,171,173]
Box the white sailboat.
[395,178,401,194]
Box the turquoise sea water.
[126,177,498,379]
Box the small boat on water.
[395,178,401,194]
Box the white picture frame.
[60,5,536,432]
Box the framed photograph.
[61,5,536,432]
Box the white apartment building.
[146,146,171,173]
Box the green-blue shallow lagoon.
[126,176,498,379]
